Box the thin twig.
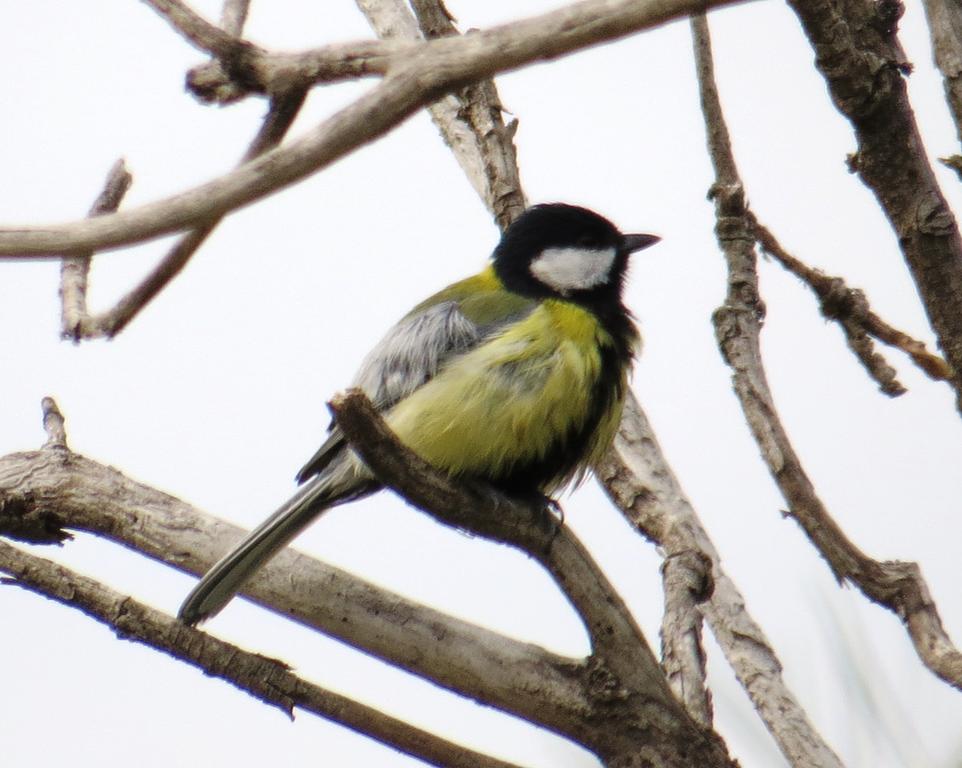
[786,0,962,412]
[40,397,68,450]
[0,0,746,257]
[0,540,524,768]
[750,214,953,391]
[693,13,962,694]
[84,89,307,338]
[59,160,133,340]
[64,19,307,339]
[140,0,248,59]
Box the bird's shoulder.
[296,266,536,484]
[406,265,535,331]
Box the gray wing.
[296,300,506,483]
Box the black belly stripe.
[483,340,626,493]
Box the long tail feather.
[179,473,374,625]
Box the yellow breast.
[386,299,628,491]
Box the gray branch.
[407,0,527,230]
[749,214,953,391]
[59,160,133,339]
[922,0,962,170]
[63,14,307,340]
[0,0,747,257]
[0,432,592,741]
[219,0,250,37]
[659,550,713,728]
[597,395,847,768]
[327,390,736,767]
[692,12,962,695]
[787,0,962,412]
[0,539,523,768]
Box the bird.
[178,203,660,625]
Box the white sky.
[3,1,962,766]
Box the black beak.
[622,233,661,254]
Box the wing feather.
[296,268,535,483]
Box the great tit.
[179,203,659,625]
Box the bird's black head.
[492,204,659,310]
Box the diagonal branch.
[83,89,307,338]
[750,213,953,393]
[358,0,526,229]
[921,0,962,171]
[394,5,839,761]
[63,15,307,339]
[597,395,847,768]
[659,549,713,728]
[0,0,746,257]
[786,0,962,412]
[693,12,962,694]
[59,161,133,339]
[328,389,735,766]
[140,0,249,59]
[328,391,660,676]
[0,540,523,768]
[219,0,250,36]
[354,0,493,210]
[0,423,593,742]
[406,0,527,230]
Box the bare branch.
[40,397,68,451]
[922,0,962,170]
[0,397,738,765]
[598,394,846,768]
[388,5,833,759]
[0,0,746,258]
[140,0,248,59]
[354,0,490,206]
[693,13,962,693]
[0,437,604,747]
[328,391,658,674]
[0,540,524,768]
[59,160,133,339]
[328,389,736,766]
[83,89,307,339]
[659,550,713,729]
[219,0,250,36]
[750,214,953,392]
[786,0,962,411]
[407,0,527,230]
[60,9,308,341]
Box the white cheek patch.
[529,246,617,294]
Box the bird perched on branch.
[179,203,659,624]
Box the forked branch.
[693,13,962,693]
[786,0,962,411]
[0,0,746,258]
[58,4,307,340]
